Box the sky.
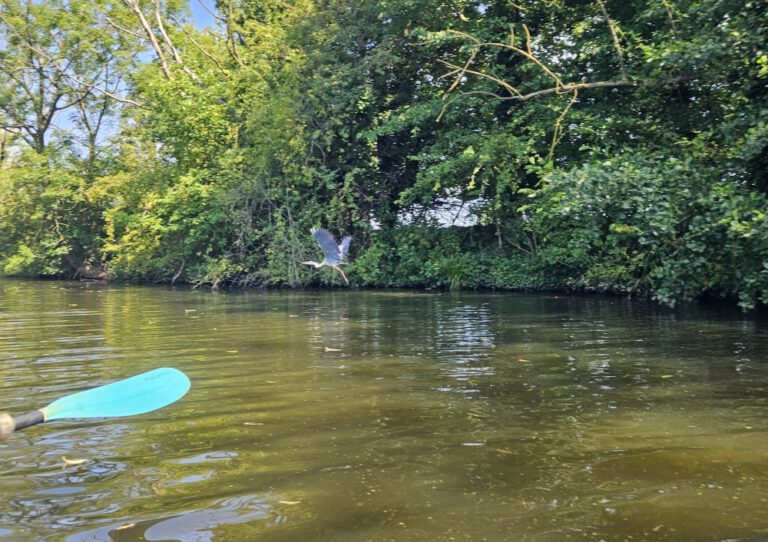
[189,0,217,30]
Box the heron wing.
[339,236,352,260]
[311,228,341,262]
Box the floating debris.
[62,456,88,466]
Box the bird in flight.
[303,227,352,285]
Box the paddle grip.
[0,410,45,442]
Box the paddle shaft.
[0,410,45,442]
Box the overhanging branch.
[490,74,704,102]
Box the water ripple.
[66,495,275,542]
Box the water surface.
[1,279,767,541]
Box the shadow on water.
[1,279,768,541]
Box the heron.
[303,227,352,285]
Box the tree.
[0,0,135,153]
[0,0,765,306]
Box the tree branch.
[660,0,678,36]
[195,0,226,24]
[152,0,182,65]
[483,74,703,102]
[93,4,147,41]
[446,29,564,89]
[440,59,523,98]
[224,0,245,68]
[169,14,229,76]
[3,30,144,110]
[152,0,201,83]
[59,71,145,108]
[122,0,173,80]
[595,0,628,80]
[548,89,578,161]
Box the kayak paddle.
[0,367,190,442]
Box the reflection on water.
[69,495,274,542]
[1,280,768,541]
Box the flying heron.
[303,227,352,285]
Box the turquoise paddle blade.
[42,367,191,421]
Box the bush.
[523,150,768,306]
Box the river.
[1,278,767,541]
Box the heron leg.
[332,265,349,285]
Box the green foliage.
[96,168,230,283]
[0,0,766,308]
[0,151,99,276]
[525,151,768,306]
